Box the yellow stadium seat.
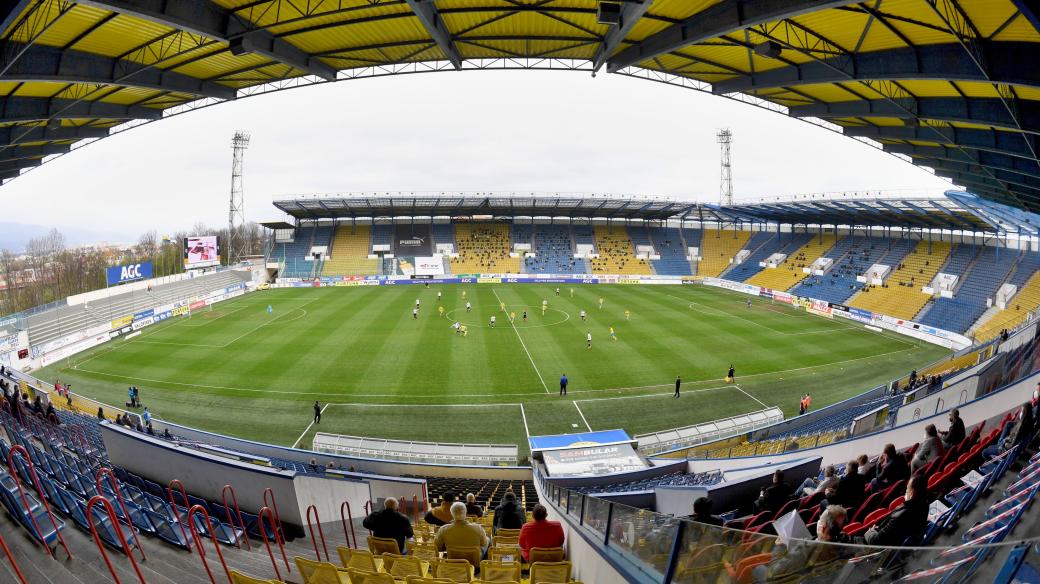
[528,547,565,563]
[974,271,1040,341]
[346,568,395,584]
[847,240,951,319]
[406,577,454,584]
[450,224,520,274]
[478,560,521,582]
[588,225,651,275]
[487,546,520,562]
[446,546,482,569]
[229,570,281,584]
[295,556,351,584]
[382,553,426,580]
[490,535,518,548]
[697,229,752,277]
[494,528,521,538]
[529,561,572,584]
[368,535,401,556]
[434,558,474,582]
[338,546,380,572]
[747,234,838,291]
[323,225,379,276]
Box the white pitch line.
[574,384,732,403]
[292,402,330,449]
[491,288,549,394]
[734,384,769,409]
[572,401,592,431]
[519,403,531,439]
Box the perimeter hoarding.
[184,235,221,268]
[393,225,433,256]
[106,261,152,286]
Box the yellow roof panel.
[960,0,1020,38]
[993,14,1040,42]
[871,0,956,45]
[171,49,272,80]
[787,9,872,53]
[70,14,184,59]
[288,15,431,55]
[852,117,911,127]
[266,4,417,38]
[1013,86,1040,102]
[895,80,961,98]
[26,4,112,49]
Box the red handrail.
[0,531,27,584]
[340,501,357,549]
[305,505,329,562]
[87,495,146,584]
[187,505,232,584]
[261,488,285,550]
[167,480,193,555]
[96,468,146,561]
[7,445,72,560]
[413,495,420,525]
[220,485,250,550]
[258,506,289,579]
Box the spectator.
[826,460,866,512]
[142,407,152,426]
[940,408,965,448]
[856,454,873,476]
[362,497,414,554]
[870,444,909,492]
[146,422,154,435]
[864,476,929,546]
[493,491,527,532]
[752,506,848,582]
[424,492,456,526]
[754,470,792,515]
[688,497,723,526]
[465,493,483,518]
[795,465,838,497]
[44,401,57,424]
[434,502,488,555]
[518,504,564,561]
[97,407,105,420]
[986,402,1037,459]
[162,428,172,440]
[911,424,943,473]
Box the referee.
[674,375,681,398]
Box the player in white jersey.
[466,302,472,312]
[490,315,497,328]
[586,332,592,349]
[580,310,587,321]
[412,308,418,319]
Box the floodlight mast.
[228,131,250,265]
[717,128,733,206]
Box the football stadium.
[1,0,1040,583]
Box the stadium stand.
[791,237,911,304]
[525,225,586,274]
[413,476,538,513]
[647,227,693,276]
[717,231,773,280]
[322,225,379,276]
[450,223,520,273]
[746,233,839,291]
[974,271,1040,341]
[724,232,814,283]
[918,246,1021,334]
[369,224,393,254]
[510,223,533,250]
[848,240,951,320]
[589,225,651,275]
[430,223,454,248]
[697,228,751,277]
[270,225,320,278]
[681,228,703,275]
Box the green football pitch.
[36,284,949,455]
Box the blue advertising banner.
[133,309,154,321]
[106,261,152,286]
[528,429,633,451]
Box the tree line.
[0,222,269,317]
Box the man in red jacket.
[518,504,564,562]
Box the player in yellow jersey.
[462,290,467,299]
[460,324,468,336]
[598,297,604,309]
[438,305,445,317]
[624,309,630,320]
[510,311,516,323]
[569,288,574,298]
[500,301,506,313]
[609,326,617,341]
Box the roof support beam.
[0,0,33,39]
[77,0,338,81]
[843,125,1038,160]
[606,0,855,73]
[883,143,1040,179]
[1011,0,1040,33]
[711,42,1040,94]
[4,43,237,99]
[0,97,162,123]
[403,0,461,69]
[592,0,653,73]
[789,97,1040,134]
[0,142,69,161]
[0,124,108,144]
[924,160,1040,191]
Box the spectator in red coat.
[518,504,564,562]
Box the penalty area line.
[572,401,592,431]
[734,384,769,409]
[292,402,330,449]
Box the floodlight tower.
[717,128,733,206]
[228,131,250,265]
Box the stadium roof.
[271,191,1040,235]
[0,0,1039,212]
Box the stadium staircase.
[25,271,251,348]
[847,240,951,320]
[322,225,379,276]
[449,223,520,274]
[589,225,651,275]
[430,224,455,274]
[746,233,839,291]
[973,270,1040,341]
[681,228,703,275]
[790,236,900,304]
[647,227,693,276]
[723,232,814,283]
[524,225,585,274]
[696,228,752,277]
[918,246,1020,334]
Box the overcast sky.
[3,69,952,242]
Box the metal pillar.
[228,131,250,265]
[717,128,733,206]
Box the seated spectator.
[752,505,849,581]
[518,504,564,561]
[796,465,838,497]
[825,460,865,511]
[856,454,874,477]
[911,424,943,473]
[985,402,1036,459]
[688,496,723,526]
[863,476,929,546]
[870,444,909,492]
[493,492,526,532]
[363,497,414,554]
[754,470,792,515]
[434,502,488,554]
[425,492,456,526]
[465,493,483,518]
[162,428,172,440]
[44,402,57,423]
[940,408,965,449]
[97,407,105,420]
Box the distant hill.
[0,222,134,253]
